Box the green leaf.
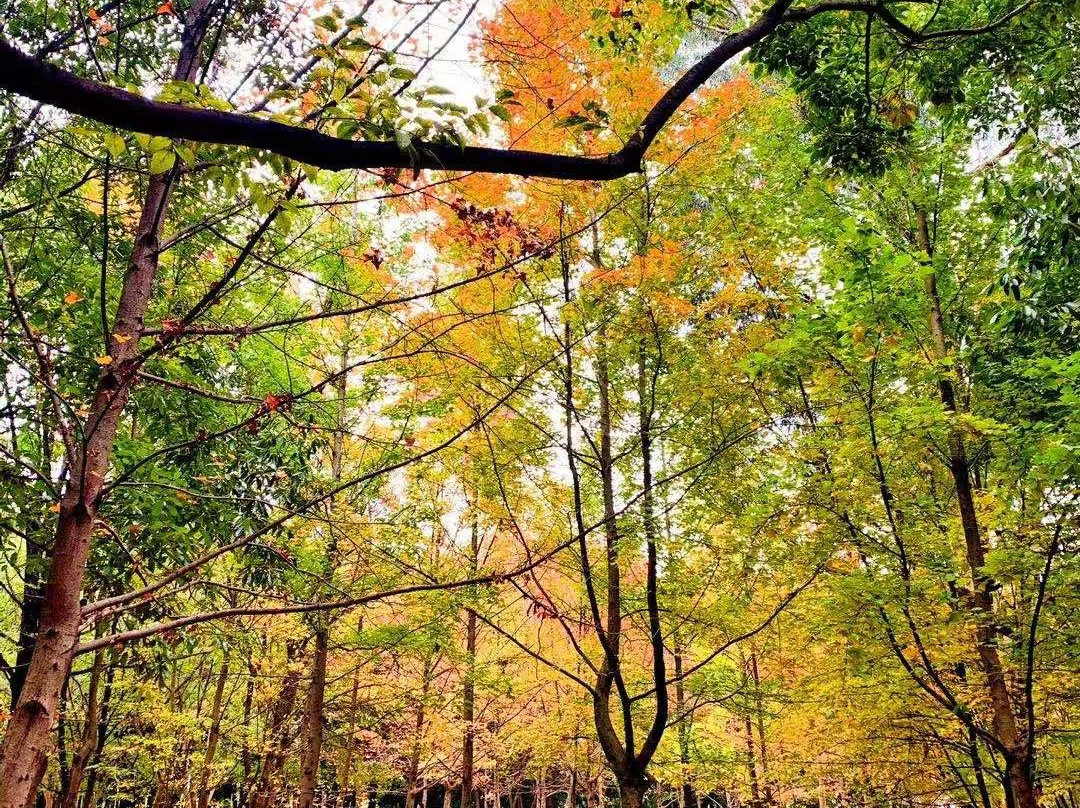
[104,132,125,159]
[149,149,176,174]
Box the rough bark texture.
[55,647,106,808]
[915,208,1038,808]
[0,5,212,803]
[297,627,329,808]
[196,655,231,808]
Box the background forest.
[0,1,1077,808]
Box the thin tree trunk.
[297,627,329,808]
[461,519,479,808]
[10,536,44,710]
[404,662,432,808]
[249,643,301,808]
[196,654,231,808]
[0,5,212,805]
[55,646,106,808]
[298,330,348,808]
[79,652,116,808]
[674,647,695,808]
[915,208,1037,808]
[339,661,361,808]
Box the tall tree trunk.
[461,520,479,808]
[249,643,301,808]
[404,662,432,808]
[674,647,695,808]
[297,627,329,808]
[78,652,116,808]
[10,535,44,710]
[196,654,231,808]
[55,646,106,808]
[749,652,770,805]
[0,5,212,805]
[298,330,348,808]
[914,208,1037,808]
[339,661,361,808]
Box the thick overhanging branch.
[0,0,798,180]
[0,1,1035,179]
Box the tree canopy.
[0,2,1076,808]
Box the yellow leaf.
[95,355,113,365]
[113,332,132,344]
[49,503,61,513]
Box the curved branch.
[0,0,964,180]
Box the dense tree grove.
[0,1,1077,808]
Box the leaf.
[490,104,512,122]
[156,0,173,13]
[104,132,125,159]
[87,7,100,21]
[149,149,176,174]
[63,292,85,305]
[95,355,113,366]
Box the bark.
[749,653,770,804]
[915,208,1037,808]
[0,4,212,806]
[634,337,667,769]
[9,536,44,710]
[592,327,631,772]
[461,520,479,808]
[54,647,106,808]
[78,655,115,808]
[297,627,329,808]
[195,654,231,808]
[298,331,347,808]
[673,648,696,808]
[404,662,433,808]
[339,664,361,808]
[619,783,647,808]
[249,643,301,808]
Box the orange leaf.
[63,291,84,305]
[156,1,174,14]
[95,355,113,366]
[87,7,100,21]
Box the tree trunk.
[915,208,1037,808]
[339,663,361,808]
[249,643,301,808]
[79,653,115,808]
[196,654,231,808]
[674,648,695,808]
[55,646,106,808]
[299,331,347,808]
[297,627,329,808]
[10,535,44,710]
[404,664,431,808]
[461,520,479,808]
[618,782,647,808]
[0,4,212,805]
